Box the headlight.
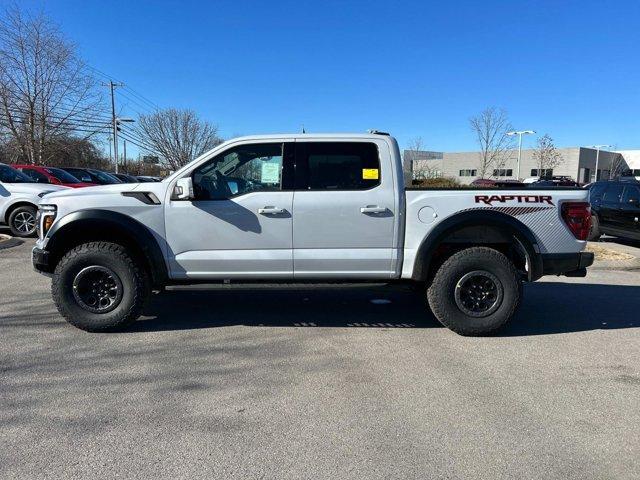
[38,205,57,239]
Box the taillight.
[561,202,591,240]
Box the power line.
[1,107,113,126]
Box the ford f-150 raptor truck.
[32,132,594,335]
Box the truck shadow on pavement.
[131,282,640,336]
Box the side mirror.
[174,177,194,200]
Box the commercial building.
[405,147,639,184]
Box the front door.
[599,183,625,229]
[621,185,640,239]
[292,139,397,279]
[164,141,295,279]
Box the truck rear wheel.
[587,215,601,241]
[427,247,521,336]
[52,242,150,332]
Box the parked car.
[110,172,140,183]
[0,163,67,237]
[136,175,162,182]
[60,167,122,185]
[13,165,97,188]
[470,178,525,188]
[587,180,640,241]
[33,132,593,335]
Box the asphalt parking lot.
[1,238,639,479]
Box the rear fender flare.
[412,210,542,281]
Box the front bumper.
[32,246,52,274]
[540,251,594,277]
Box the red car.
[12,165,97,188]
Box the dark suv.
[588,180,640,241]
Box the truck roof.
[228,132,393,142]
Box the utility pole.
[102,80,125,173]
[123,139,127,173]
[506,130,536,180]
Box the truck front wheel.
[52,242,150,332]
[427,247,521,336]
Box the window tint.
[296,142,380,190]
[20,168,49,183]
[531,168,553,177]
[622,186,640,204]
[0,164,30,183]
[193,143,284,200]
[602,184,624,202]
[493,169,513,177]
[46,167,81,183]
[66,169,92,183]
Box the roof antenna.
[301,124,306,134]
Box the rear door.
[292,139,397,279]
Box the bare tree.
[532,134,564,177]
[135,108,222,169]
[403,136,440,181]
[0,7,104,164]
[469,107,515,178]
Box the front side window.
[193,143,284,200]
[622,186,640,205]
[296,142,380,190]
[66,169,92,183]
[46,167,82,184]
[20,168,49,183]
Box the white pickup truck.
[32,132,594,335]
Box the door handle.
[360,205,387,214]
[258,206,285,215]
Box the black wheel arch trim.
[412,209,543,282]
[44,209,168,285]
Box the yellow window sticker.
[362,168,379,180]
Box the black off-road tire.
[8,205,37,238]
[52,242,150,332]
[427,247,521,336]
[588,215,601,241]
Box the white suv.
[0,163,67,237]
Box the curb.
[0,235,24,251]
[590,263,640,272]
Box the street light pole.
[506,130,536,180]
[590,145,613,182]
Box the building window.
[459,169,477,176]
[531,168,553,178]
[493,169,513,177]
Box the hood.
[3,182,69,195]
[43,182,142,200]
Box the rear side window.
[602,184,624,202]
[296,142,380,190]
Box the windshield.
[89,170,122,184]
[45,167,83,184]
[0,164,31,183]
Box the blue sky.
[11,0,640,155]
